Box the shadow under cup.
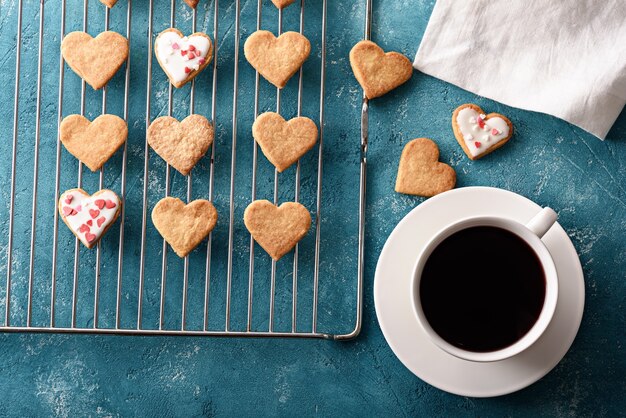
[412,217,559,363]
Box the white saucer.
[374,187,585,397]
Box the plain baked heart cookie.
[152,197,218,258]
[59,188,121,248]
[183,0,199,8]
[395,138,456,197]
[244,200,311,261]
[155,29,213,88]
[147,114,214,176]
[452,104,513,160]
[61,31,129,90]
[252,112,318,172]
[349,40,413,99]
[60,114,127,172]
[98,0,118,7]
[271,0,296,8]
[244,30,311,89]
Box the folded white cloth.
[413,0,626,139]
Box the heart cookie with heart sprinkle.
[244,30,311,89]
[155,29,213,88]
[59,188,122,248]
[60,114,127,172]
[244,200,311,261]
[395,138,456,197]
[152,197,218,258]
[147,114,214,176]
[252,112,318,172]
[61,31,129,90]
[349,40,413,99]
[452,104,514,160]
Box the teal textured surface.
[0,0,625,416]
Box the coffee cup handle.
[526,207,558,239]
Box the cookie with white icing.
[452,104,513,160]
[155,28,213,88]
[59,189,122,248]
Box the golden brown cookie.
[151,197,218,258]
[155,29,213,88]
[183,0,199,8]
[244,30,311,89]
[98,0,118,7]
[452,104,514,160]
[395,138,456,197]
[61,31,129,90]
[252,112,318,172]
[59,188,122,249]
[349,40,413,99]
[244,200,311,261]
[271,0,296,8]
[147,114,214,176]
[60,114,127,172]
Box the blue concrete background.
[0,0,625,416]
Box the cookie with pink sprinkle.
[452,104,514,160]
[155,28,213,88]
[59,188,121,248]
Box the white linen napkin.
[413,0,626,139]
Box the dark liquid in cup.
[420,226,546,353]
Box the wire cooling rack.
[0,0,367,339]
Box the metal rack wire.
[0,0,366,340]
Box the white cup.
[411,208,559,362]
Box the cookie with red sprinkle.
[59,189,122,248]
[155,28,213,88]
[452,104,514,160]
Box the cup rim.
[411,215,559,363]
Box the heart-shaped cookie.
[252,112,318,172]
[99,0,118,7]
[244,200,311,261]
[244,30,311,89]
[452,104,513,160]
[155,29,213,88]
[59,188,122,248]
[349,40,413,99]
[271,0,296,8]
[147,114,214,176]
[152,197,218,258]
[183,0,199,8]
[61,31,129,90]
[60,114,127,172]
[395,138,456,197]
